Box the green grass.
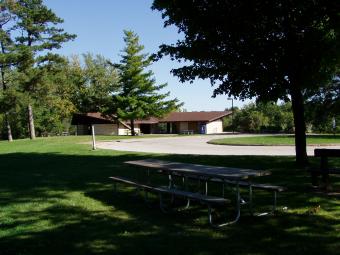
[208,134,340,146]
[0,136,339,254]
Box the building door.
[140,124,151,134]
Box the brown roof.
[159,111,231,122]
[133,117,159,124]
[72,111,231,126]
[71,112,116,125]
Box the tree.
[5,0,76,139]
[152,0,340,165]
[29,60,77,136]
[68,54,119,113]
[111,30,182,136]
[229,102,294,133]
[0,2,15,141]
[305,71,340,132]
[232,103,269,133]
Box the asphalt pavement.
[96,134,340,156]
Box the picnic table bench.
[180,130,194,135]
[109,176,230,225]
[109,159,286,227]
[309,148,340,188]
[166,172,286,213]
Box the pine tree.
[0,2,14,141]
[112,30,182,136]
[5,0,76,139]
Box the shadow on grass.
[0,152,339,255]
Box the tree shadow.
[0,152,339,254]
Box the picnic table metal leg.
[168,174,173,188]
[311,172,319,187]
[147,169,151,185]
[183,176,191,208]
[184,176,188,190]
[167,173,176,205]
[273,191,277,212]
[249,185,253,216]
[198,178,201,192]
[159,193,169,213]
[208,182,241,227]
[320,156,332,190]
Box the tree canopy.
[67,54,119,113]
[1,0,76,139]
[110,30,182,136]
[152,0,340,165]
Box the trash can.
[200,124,206,134]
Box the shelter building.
[71,111,231,135]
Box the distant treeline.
[224,101,339,134]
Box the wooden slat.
[209,178,286,192]
[314,149,340,157]
[109,176,230,205]
[125,159,270,180]
[156,170,285,192]
[308,168,340,175]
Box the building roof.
[133,117,159,124]
[71,112,116,125]
[160,111,231,123]
[72,111,231,126]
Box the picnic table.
[125,159,270,180]
[110,159,281,227]
[310,148,340,189]
[180,130,194,135]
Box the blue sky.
[43,0,250,111]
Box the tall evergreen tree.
[5,0,76,139]
[0,2,14,141]
[111,30,182,136]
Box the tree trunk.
[0,53,13,142]
[28,104,36,139]
[5,112,13,142]
[290,87,308,166]
[130,119,135,136]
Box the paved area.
[96,134,340,156]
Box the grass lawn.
[208,134,340,146]
[0,136,339,255]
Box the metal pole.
[227,98,234,134]
[231,99,234,134]
[91,124,96,150]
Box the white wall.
[206,119,223,134]
[93,124,118,135]
[118,123,140,135]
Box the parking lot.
[96,134,340,156]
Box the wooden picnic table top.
[125,159,271,180]
[315,148,340,157]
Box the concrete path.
[96,134,340,156]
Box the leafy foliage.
[1,0,76,139]
[152,0,340,165]
[305,72,340,133]
[225,102,294,133]
[67,54,119,113]
[152,0,339,99]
